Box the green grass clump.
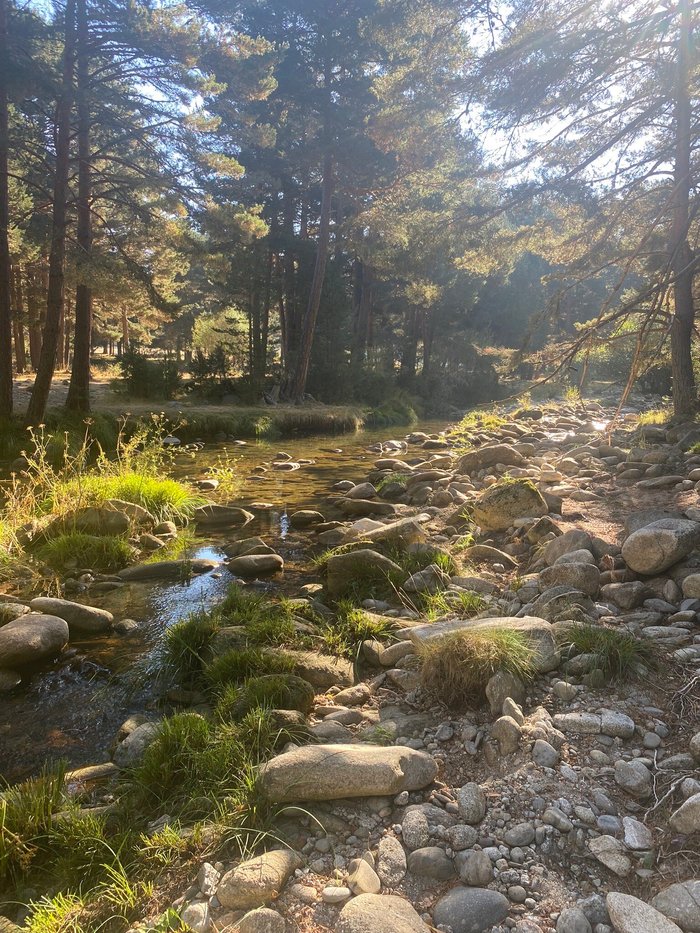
[161,611,220,687]
[418,589,486,621]
[124,713,253,820]
[376,472,410,493]
[563,624,657,680]
[205,648,295,693]
[219,584,296,645]
[637,406,672,426]
[215,674,315,722]
[35,531,134,572]
[25,893,86,933]
[418,626,535,708]
[70,471,204,523]
[364,394,418,427]
[319,601,395,658]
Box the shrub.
[35,531,134,572]
[563,624,657,679]
[118,348,181,400]
[419,626,535,708]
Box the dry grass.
[418,626,535,708]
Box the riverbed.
[0,421,448,782]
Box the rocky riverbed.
[1,398,700,933]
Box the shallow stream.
[0,420,447,782]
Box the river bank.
[1,394,699,933]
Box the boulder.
[543,529,593,565]
[376,836,407,887]
[606,893,683,933]
[407,616,559,673]
[681,573,700,599]
[0,602,30,625]
[336,893,431,933]
[289,510,325,528]
[236,908,286,933]
[194,504,254,527]
[228,554,284,576]
[216,849,302,910]
[258,744,438,802]
[474,479,548,532]
[402,563,450,594]
[621,519,700,574]
[326,549,402,597]
[231,674,315,718]
[280,650,353,689]
[112,721,160,768]
[457,445,527,473]
[539,563,600,597]
[29,597,113,634]
[117,558,219,581]
[53,506,130,537]
[651,881,700,933]
[669,793,700,834]
[0,613,69,667]
[432,886,509,933]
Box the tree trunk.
[11,263,26,373]
[0,0,13,418]
[26,266,42,369]
[26,0,76,424]
[399,307,419,385]
[670,0,696,417]
[351,258,372,368]
[66,0,92,412]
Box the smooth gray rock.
[29,597,113,633]
[258,744,438,802]
[622,519,700,574]
[540,563,600,597]
[216,849,302,909]
[112,721,160,768]
[228,553,284,576]
[335,893,431,933]
[670,793,700,834]
[606,892,683,933]
[407,846,455,880]
[651,880,700,932]
[236,907,286,933]
[532,739,560,768]
[117,558,218,581]
[432,886,509,933]
[458,850,493,886]
[0,613,69,667]
[557,908,592,933]
[614,759,652,798]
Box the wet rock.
[336,893,431,933]
[606,892,683,933]
[258,744,438,802]
[474,479,548,532]
[621,519,700,574]
[112,721,160,768]
[228,554,284,576]
[29,597,113,634]
[0,613,69,667]
[117,559,219,581]
[289,509,325,528]
[432,886,509,933]
[194,504,254,527]
[216,849,302,909]
[651,881,700,932]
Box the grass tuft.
[161,611,220,687]
[563,623,657,680]
[419,626,535,708]
[319,601,396,658]
[214,674,315,721]
[205,648,295,693]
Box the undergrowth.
[563,624,657,679]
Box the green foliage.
[25,893,86,933]
[161,611,220,687]
[319,601,395,658]
[35,531,134,572]
[375,472,410,493]
[637,407,672,426]
[218,584,296,645]
[418,589,486,621]
[205,648,295,693]
[215,674,314,721]
[419,626,535,707]
[563,624,657,680]
[365,394,418,427]
[118,348,181,400]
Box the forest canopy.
[0,0,698,421]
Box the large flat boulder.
[29,597,113,634]
[194,504,254,527]
[457,445,527,474]
[406,616,559,673]
[258,744,438,802]
[227,554,284,576]
[0,613,69,667]
[621,519,700,574]
[606,893,682,933]
[117,558,219,581]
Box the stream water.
[0,420,447,783]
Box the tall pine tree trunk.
[26,0,76,424]
[11,263,26,374]
[66,0,92,412]
[670,0,696,417]
[0,0,13,419]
